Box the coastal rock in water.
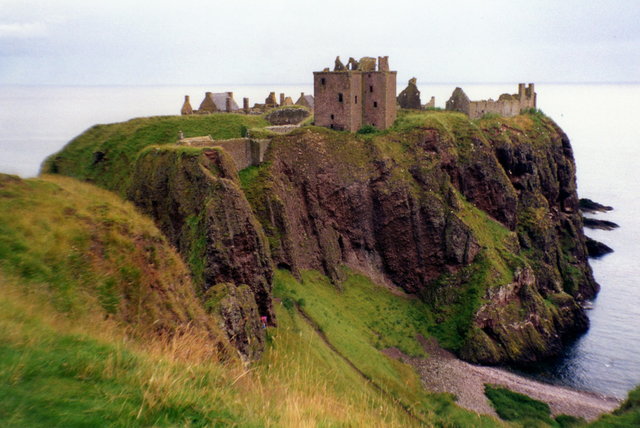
[579,198,613,213]
[127,146,274,360]
[583,218,619,230]
[461,267,588,365]
[586,237,614,258]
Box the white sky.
[0,0,638,85]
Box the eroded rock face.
[244,113,596,366]
[127,147,274,360]
[206,283,266,362]
[461,267,588,365]
[486,120,598,300]
[248,129,480,294]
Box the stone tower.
[313,56,397,132]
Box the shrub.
[356,124,379,135]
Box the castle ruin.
[313,56,397,132]
[445,84,536,119]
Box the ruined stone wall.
[468,99,521,119]
[447,84,537,119]
[313,71,362,132]
[180,138,270,171]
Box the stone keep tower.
[313,56,397,132]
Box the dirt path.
[383,336,621,422]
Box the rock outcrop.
[127,146,274,360]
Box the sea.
[1,83,638,399]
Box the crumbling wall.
[178,137,271,170]
[397,78,422,109]
[313,55,396,132]
[446,84,536,119]
[265,107,310,125]
[362,69,397,129]
[181,95,193,115]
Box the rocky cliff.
[241,111,596,365]
[126,146,274,360]
[44,110,597,366]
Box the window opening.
[338,93,343,102]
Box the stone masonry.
[177,136,270,170]
[397,77,422,109]
[446,84,536,119]
[313,56,397,132]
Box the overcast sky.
[1,0,638,85]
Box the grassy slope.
[274,269,500,427]
[0,174,221,335]
[0,174,498,426]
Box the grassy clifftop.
[42,113,268,194]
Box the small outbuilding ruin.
[397,78,422,109]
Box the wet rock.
[583,218,619,230]
[586,237,613,258]
[579,198,613,213]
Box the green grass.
[273,268,500,427]
[590,386,640,427]
[42,113,268,194]
[485,385,587,427]
[0,173,223,337]
[485,384,555,425]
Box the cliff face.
[127,146,273,360]
[243,112,596,365]
[45,110,597,366]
